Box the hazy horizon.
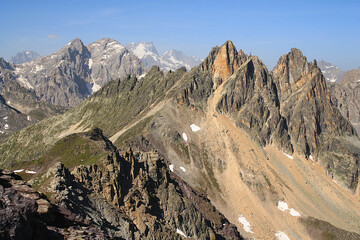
[1,0,359,71]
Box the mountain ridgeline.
[7,38,145,107]
[1,41,360,239]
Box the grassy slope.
[0,66,187,168]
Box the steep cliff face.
[329,68,360,135]
[330,82,360,134]
[272,49,355,155]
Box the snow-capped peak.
[126,42,159,59]
[126,41,202,71]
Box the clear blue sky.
[0,0,359,70]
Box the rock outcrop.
[29,128,242,239]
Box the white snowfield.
[275,231,290,240]
[4,124,9,130]
[190,124,201,132]
[176,228,188,238]
[182,133,188,141]
[25,170,37,174]
[238,214,254,233]
[277,200,301,217]
[180,166,186,172]
[14,169,24,173]
[169,164,174,172]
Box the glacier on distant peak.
[126,41,202,71]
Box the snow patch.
[15,69,33,89]
[325,65,335,69]
[277,201,289,212]
[309,155,314,161]
[92,79,101,93]
[25,170,36,174]
[354,79,360,83]
[289,208,301,217]
[238,214,253,233]
[180,166,186,172]
[35,65,43,72]
[281,151,293,159]
[27,116,31,121]
[138,73,146,79]
[14,169,24,173]
[3,116,8,120]
[88,59,93,69]
[4,124,9,130]
[176,228,188,238]
[169,164,174,172]
[7,101,10,104]
[0,131,3,134]
[275,231,290,240]
[190,124,201,132]
[278,200,301,217]
[182,133,188,141]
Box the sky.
[0,0,359,70]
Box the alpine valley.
[1,40,360,240]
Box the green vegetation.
[0,66,187,168]
[115,116,155,146]
[36,133,108,169]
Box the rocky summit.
[1,41,360,240]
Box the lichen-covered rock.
[0,170,56,240]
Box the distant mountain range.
[9,50,41,64]
[3,38,146,107]
[126,41,202,71]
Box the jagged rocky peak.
[272,48,315,96]
[61,38,90,60]
[200,40,248,85]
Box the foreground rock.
[16,128,242,239]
